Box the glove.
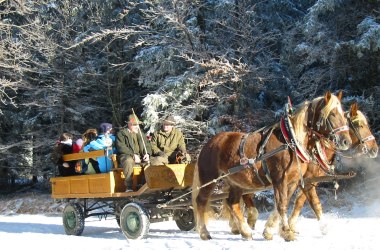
[133,154,141,163]
[143,154,150,162]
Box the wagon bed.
[50,163,195,199]
[50,150,197,239]
[50,150,356,240]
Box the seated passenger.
[51,132,79,176]
[72,138,83,153]
[83,123,116,173]
[150,115,191,165]
[116,114,152,191]
[80,128,101,174]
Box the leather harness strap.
[236,125,278,186]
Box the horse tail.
[191,160,200,225]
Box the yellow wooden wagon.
[50,150,195,239]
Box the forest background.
[0,0,379,194]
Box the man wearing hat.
[150,115,191,165]
[115,114,152,191]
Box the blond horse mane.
[291,101,309,145]
[290,94,343,146]
[351,110,368,126]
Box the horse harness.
[234,98,353,188]
[232,102,312,187]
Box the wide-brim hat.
[127,114,142,125]
[162,115,176,125]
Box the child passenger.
[52,132,78,176]
[82,123,116,173]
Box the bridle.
[324,117,350,146]
[346,112,376,155]
[308,99,349,148]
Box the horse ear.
[350,102,358,117]
[337,90,343,101]
[324,91,332,104]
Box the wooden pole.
[132,108,149,159]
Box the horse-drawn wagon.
[50,150,197,240]
[50,149,357,240]
[51,92,376,241]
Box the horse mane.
[291,101,309,144]
[290,94,343,145]
[314,94,344,123]
[351,110,368,126]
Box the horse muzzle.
[335,135,352,151]
[368,146,379,158]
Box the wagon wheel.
[116,216,120,227]
[62,203,85,236]
[114,201,128,227]
[174,209,195,231]
[120,203,150,240]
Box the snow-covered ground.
[0,183,379,250]
[0,210,379,250]
[1,157,379,250]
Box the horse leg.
[288,187,308,233]
[242,194,259,230]
[263,182,297,241]
[194,183,215,240]
[306,185,323,220]
[225,187,252,240]
[262,209,280,240]
[275,183,297,241]
[192,163,217,241]
[228,213,240,235]
[305,185,330,235]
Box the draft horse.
[229,103,378,239]
[286,102,378,233]
[192,91,352,241]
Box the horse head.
[347,102,378,158]
[308,91,352,150]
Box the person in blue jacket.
[83,123,116,173]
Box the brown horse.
[242,102,378,240]
[286,102,378,233]
[192,91,352,241]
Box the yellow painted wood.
[62,150,105,161]
[50,163,195,199]
[144,163,195,189]
[50,168,126,199]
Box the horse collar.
[280,116,312,163]
[314,141,335,174]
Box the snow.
[1,185,379,250]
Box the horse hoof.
[289,225,299,234]
[242,232,253,240]
[263,231,273,240]
[231,229,240,235]
[280,230,296,241]
[200,233,212,240]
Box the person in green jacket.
[116,114,152,191]
[150,115,191,165]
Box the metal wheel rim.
[124,211,141,235]
[64,210,76,229]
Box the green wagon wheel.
[62,203,85,236]
[120,203,150,240]
[174,209,195,231]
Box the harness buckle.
[248,158,255,165]
[240,157,248,165]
